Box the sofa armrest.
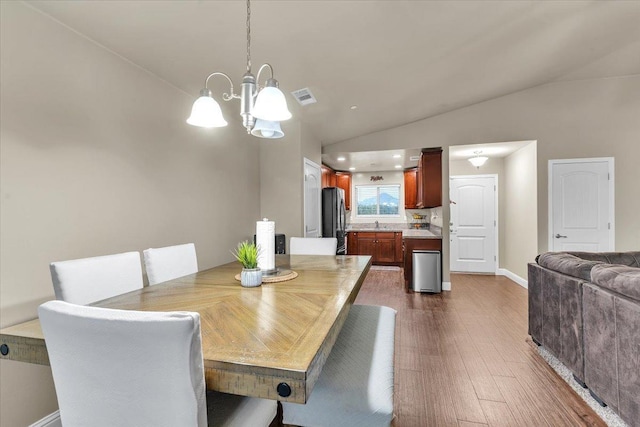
[528,262,585,381]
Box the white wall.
[0,3,261,425]
[259,122,303,242]
[503,142,538,279]
[259,121,322,244]
[326,75,640,281]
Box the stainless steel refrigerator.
[322,187,346,255]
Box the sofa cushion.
[569,251,640,268]
[537,252,604,281]
[591,264,640,302]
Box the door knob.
[555,234,568,238]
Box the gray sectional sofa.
[528,251,640,427]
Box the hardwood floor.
[354,268,606,427]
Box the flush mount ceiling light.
[468,151,489,168]
[186,0,291,139]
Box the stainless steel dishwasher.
[412,250,442,293]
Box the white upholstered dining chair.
[143,243,198,285]
[49,251,143,305]
[289,237,337,255]
[34,300,276,427]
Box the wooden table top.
[0,255,372,403]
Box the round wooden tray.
[234,269,298,284]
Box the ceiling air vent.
[291,88,317,106]
[409,156,420,161]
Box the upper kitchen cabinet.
[321,164,351,210]
[335,172,352,211]
[416,149,442,208]
[321,164,336,188]
[404,168,418,209]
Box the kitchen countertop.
[346,224,442,239]
[401,228,441,239]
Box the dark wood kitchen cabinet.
[321,164,336,188]
[403,238,442,286]
[404,168,418,209]
[322,165,351,210]
[416,149,442,208]
[335,172,352,210]
[347,231,403,265]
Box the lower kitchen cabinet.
[403,238,442,286]
[347,231,403,265]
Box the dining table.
[0,254,372,404]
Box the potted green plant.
[232,241,262,287]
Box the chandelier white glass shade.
[186,89,228,128]
[251,118,284,139]
[252,79,292,122]
[468,151,489,168]
[186,0,291,138]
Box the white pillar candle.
[256,218,275,271]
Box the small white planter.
[241,268,262,287]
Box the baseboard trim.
[30,410,60,427]
[442,281,451,291]
[497,269,528,289]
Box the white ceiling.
[322,148,422,173]
[449,141,535,161]
[321,141,533,172]
[26,0,640,150]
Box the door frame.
[548,157,615,251]
[303,158,322,238]
[449,174,499,273]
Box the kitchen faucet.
[375,220,379,229]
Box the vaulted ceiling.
[27,1,640,146]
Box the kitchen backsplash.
[346,206,443,228]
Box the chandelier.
[468,151,488,168]
[186,0,291,139]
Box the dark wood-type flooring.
[353,267,606,427]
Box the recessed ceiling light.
[350,105,358,110]
[395,165,402,169]
[393,154,401,159]
[349,167,356,171]
[337,156,346,161]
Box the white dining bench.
[282,304,396,426]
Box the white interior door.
[549,158,614,251]
[303,158,322,238]
[450,175,497,273]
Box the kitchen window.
[355,185,400,216]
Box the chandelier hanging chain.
[186,0,291,135]
[246,0,251,73]
[245,0,274,88]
